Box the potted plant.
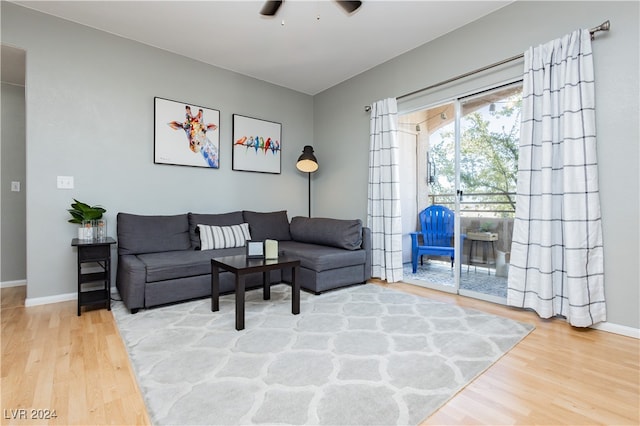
[478,222,493,233]
[467,221,496,241]
[68,199,106,240]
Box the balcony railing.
[428,192,516,216]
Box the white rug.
[113,284,533,425]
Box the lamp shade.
[296,145,318,173]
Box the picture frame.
[232,114,281,174]
[154,97,220,169]
[246,240,265,259]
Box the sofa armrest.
[116,254,146,312]
[362,227,372,281]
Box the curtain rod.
[364,20,610,112]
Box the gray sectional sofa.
[116,210,371,313]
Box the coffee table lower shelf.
[210,255,301,330]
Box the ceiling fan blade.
[260,1,283,16]
[336,1,362,14]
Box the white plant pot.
[79,221,94,240]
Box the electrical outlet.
[57,176,74,189]
[11,181,20,192]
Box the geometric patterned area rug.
[113,284,533,425]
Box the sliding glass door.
[457,84,521,302]
[400,82,522,303]
[399,102,460,294]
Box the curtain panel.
[507,29,606,327]
[368,98,403,282]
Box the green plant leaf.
[67,199,106,223]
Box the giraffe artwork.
[154,97,220,168]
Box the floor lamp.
[296,145,318,217]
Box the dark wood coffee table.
[210,255,301,330]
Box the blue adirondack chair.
[410,205,458,273]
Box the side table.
[71,237,117,316]
[466,232,498,275]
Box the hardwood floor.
[1,283,638,425]
[1,286,150,425]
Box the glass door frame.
[452,100,463,294]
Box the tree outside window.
[429,89,521,218]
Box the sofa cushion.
[197,223,251,250]
[117,213,191,255]
[289,216,362,250]
[279,241,366,272]
[138,247,245,282]
[188,211,244,249]
[243,210,291,241]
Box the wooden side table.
[71,237,117,316]
[466,232,498,275]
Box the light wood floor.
[1,283,638,425]
[1,286,150,425]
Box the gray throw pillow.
[117,213,191,255]
[290,216,362,250]
[243,210,291,241]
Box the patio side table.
[466,232,498,275]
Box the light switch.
[11,181,20,192]
[57,176,74,189]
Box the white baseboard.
[0,279,26,288]
[24,285,118,307]
[591,321,640,339]
[25,292,76,307]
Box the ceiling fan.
[260,1,362,16]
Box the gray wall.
[313,1,639,329]
[1,81,26,283]
[1,3,314,301]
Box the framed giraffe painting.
[154,97,220,169]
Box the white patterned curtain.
[508,29,606,327]
[368,98,403,282]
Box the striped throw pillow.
[197,223,251,250]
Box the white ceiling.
[9,0,513,94]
